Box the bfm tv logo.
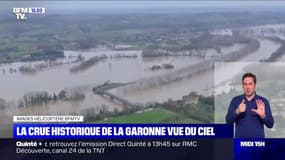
[13,7,45,20]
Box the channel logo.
[12,7,45,20]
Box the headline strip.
[14,124,233,139]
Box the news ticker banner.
[2,138,285,160]
[7,124,285,160]
[1,138,233,160]
[9,124,234,159]
[14,124,233,139]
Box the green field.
[95,107,202,123]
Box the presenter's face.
[243,77,256,97]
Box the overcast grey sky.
[1,1,285,14]
[2,1,285,8]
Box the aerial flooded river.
[0,25,284,137]
[112,38,282,103]
[0,37,282,110]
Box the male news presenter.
[226,73,274,138]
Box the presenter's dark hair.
[242,73,256,84]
